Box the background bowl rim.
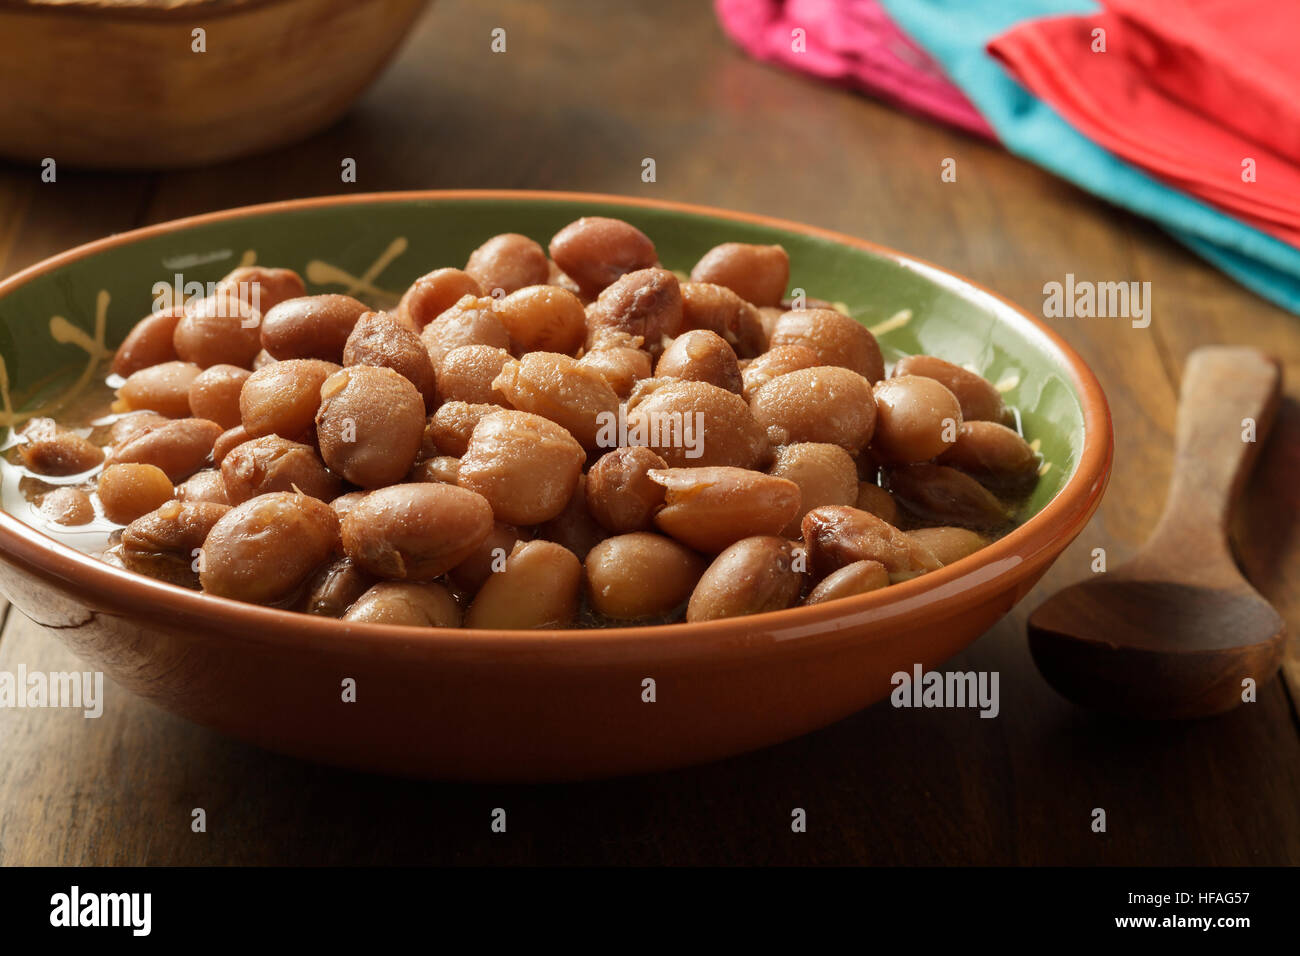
[0,188,1113,657]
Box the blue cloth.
[878,0,1300,314]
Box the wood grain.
[0,0,1296,865]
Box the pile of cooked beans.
[12,216,1040,628]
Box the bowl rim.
[0,189,1113,658]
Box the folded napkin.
[988,0,1300,246]
[715,0,995,138]
[877,0,1300,314]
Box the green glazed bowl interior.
[0,192,1080,516]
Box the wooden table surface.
[1,0,1297,866]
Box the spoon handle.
[1149,346,1281,550]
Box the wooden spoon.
[1028,346,1285,719]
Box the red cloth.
[988,0,1300,247]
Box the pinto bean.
[801,505,941,579]
[112,307,184,377]
[220,435,342,504]
[649,466,800,553]
[398,268,483,330]
[494,285,587,355]
[239,358,339,441]
[549,217,658,297]
[121,499,230,588]
[110,417,222,482]
[655,329,742,393]
[458,410,586,524]
[768,443,858,537]
[686,536,804,622]
[419,294,512,370]
[465,233,550,296]
[187,364,250,429]
[768,308,883,382]
[585,268,683,354]
[749,366,876,453]
[18,418,104,476]
[98,463,174,524]
[340,482,494,580]
[117,361,203,418]
[805,560,891,605]
[884,463,1013,531]
[892,354,1008,424]
[260,294,368,363]
[678,281,767,358]
[689,242,789,307]
[585,446,668,533]
[626,379,768,469]
[492,351,620,450]
[466,540,584,629]
[871,375,963,464]
[315,366,425,488]
[344,581,463,627]
[200,492,339,603]
[584,532,705,621]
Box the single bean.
[492,351,619,450]
[689,242,789,307]
[112,307,184,377]
[585,446,667,533]
[341,482,493,580]
[187,363,250,429]
[40,487,94,526]
[649,466,800,553]
[300,555,374,618]
[239,358,341,441]
[464,233,550,296]
[343,310,438,409]
[906,526,989,566]
[315,365,426,488]
[871,375,962,464]
[584,532,705,620]
[173,294,262,368]
[117,360,203,418]
[749,366,876,453]
[884,463,1012,531]
[121,500,230,588]
[549,217,658,298]
[18,418,104,476]
[398,267,483,330]
[260,294,368,363]
[345,581,463,627]
[805,560,891,605]
[98,462,174,524]
[200,492,339,603]
[655,329,742,394]
[110,417,222,482]
[585,267,683,354]
[221,435,342,504]
[494,285,587,355]
[801,505,942,579]
[768,443,858,537]
[576,346,652,399]
[626,379,769,469]
[436,345,512,405]
[467,540,583,629]
[175,468,230,505]
[936,420,1039,489]
[686,536,804,622]
[768,308,883,382]
[458,410,586,524]
[892,354,1007,424]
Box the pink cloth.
[715,0,996,139]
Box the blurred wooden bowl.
[0,0,431,169]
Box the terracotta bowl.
[0,191,1112,781]
[0,0,431,169]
